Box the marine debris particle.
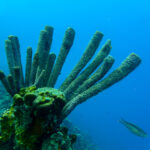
[0,25,142,149]
[120,118,147,137]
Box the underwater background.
[0,0,150,149]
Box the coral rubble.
[0,26,141,149]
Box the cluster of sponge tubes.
[0,26,141,120]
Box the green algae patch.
[0,86,66,149]
[0,108,15,143]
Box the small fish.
[119,118,147,137]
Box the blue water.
[0,0,150,149]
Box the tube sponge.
[64,40,112,99]
[25,47,32,87]
[48,27,75,87]
[60,31,104,91]
[69,55,115,100]
[61,53,141,119]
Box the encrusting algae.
[0,26,141,149]
[0,86,69,149]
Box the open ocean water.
[0,0,150,149]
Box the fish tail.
[119,117,125,124]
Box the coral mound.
[0,86,67,149]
